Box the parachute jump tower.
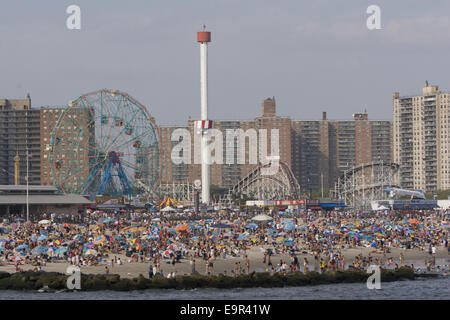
[197,27,212,204]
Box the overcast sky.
[1,0,450,125]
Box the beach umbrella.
[0,239,9,242]
[16,244,29,250]
[237,233,249,240]
[283,224,296,231]
[251,214,272,222]
[84,249,97,256]
[245,223,258,229]
[55,247,68,255]
[15,218,25,222]
[284,241,295,246]
[176,225,189,231]
[93,236,106,245]
[167,228,177,233]
[210,223,233,229]
[408,219,421,224]
[191,236,200,240]
[161,206,176,212]
[147,235,159,240]
[38,220,51,225]
[37,235,48,241]
[32,246,48,255]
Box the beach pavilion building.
[0,185,93,216]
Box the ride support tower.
[197,27,211,205]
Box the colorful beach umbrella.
[84,249,97,256]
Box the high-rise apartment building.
[0,96,41,185]
[159,98,392,193]
[1,94,394,196]
[393,83,450,191]
[40,107,64,185]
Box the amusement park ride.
[50,89,159,201]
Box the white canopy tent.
[251,214,273,221]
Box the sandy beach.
[1,246,448,279]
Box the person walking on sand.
[320,258,326,273]
[303,258,309,273]
[208,257,214,275]
[244,255,249,275]
[191,258,196,275]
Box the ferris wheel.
[50,89,159,198]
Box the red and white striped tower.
[197,26,211,204]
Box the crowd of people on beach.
[0,207,448,278]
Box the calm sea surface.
[0,277,448,300]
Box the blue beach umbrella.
[55,247,68,255]
[210,223,233,229]
[245,223,258,229]
[32,246,48,255]
[283,224,295,231]
[16,244,29,250]
[237,233,249,240]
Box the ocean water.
[0,277,448,300]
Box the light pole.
[26,146,29,222]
